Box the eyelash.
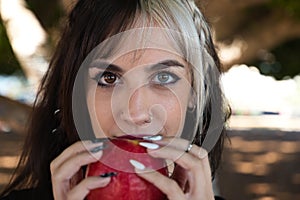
[93,70,180,88]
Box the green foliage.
[271,0,300,19]
[0,20,23,76]
[272,38,300,79]
[253,38,300,80]
[246,1,300,21]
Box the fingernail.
[90,145,105,153]
[129,159,145,170]
[143,135,163,141]
[91,138,109,144]
[100,172,118,178]
[139,142,159,150]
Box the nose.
[123,86,152,126]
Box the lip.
[112,134,154,140]
[109,128,166,139]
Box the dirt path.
[218,129,300,200]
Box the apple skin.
[86,136,168,200]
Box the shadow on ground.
[218,129,300,200]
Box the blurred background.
[0,0,299,199]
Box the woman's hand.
[134,136,215,200]
[50,140,110,200]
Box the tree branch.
[219,12,300,69]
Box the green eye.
[152,71,180,85]
[157,73,171,83]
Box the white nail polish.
[129,159,146,170]
[139,142,159,150]
[143,135,163,141]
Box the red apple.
[86,135,168,200]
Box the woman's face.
[87,48,193,139]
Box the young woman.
[1,0,229,199]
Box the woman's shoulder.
[0,187,53,200]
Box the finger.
[148,144,210,188]
[144,137,214,198]
[153,136,189,151]
[134,168,185,200]
[52,149,103,182]
[142,136,210,187]
[143,136,210,184]
[67,176,111,200]
[170,164,188,191]
[150,147,212,198]
[151,137,208,159]
[148,145,201,171]
[198,151,212,181]
[51,139,106,171]
[162,147,212,198]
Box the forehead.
[111,48,187,71]
[91,27,188,62]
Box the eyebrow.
[148,60,185,71]
[89,59,185,72]
[89,60,124,73]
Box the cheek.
[88,90,115,137]
[88,84,190,137]
[159,92,189,136]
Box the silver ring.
[185,144,193,153]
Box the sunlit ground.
[218,129,300,200]
[0,131,24,190]
[0,156,20,185]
